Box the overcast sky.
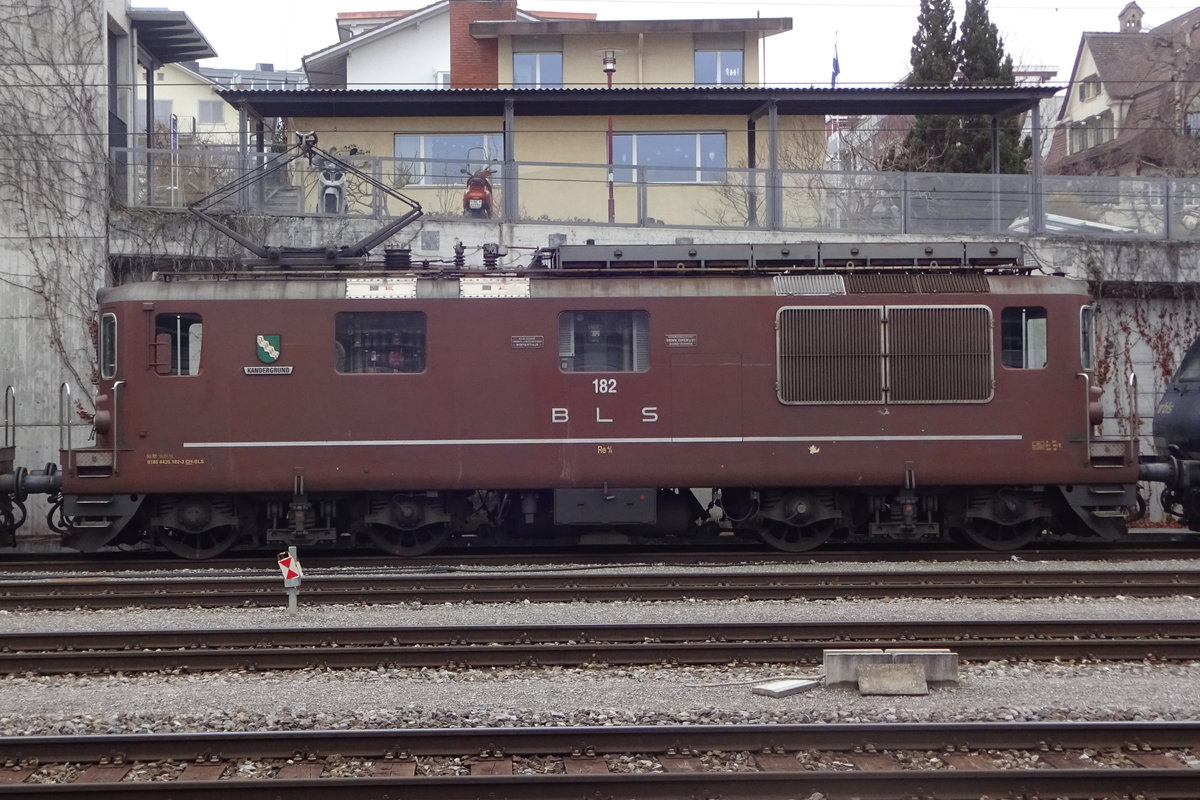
[134,0,1199,86]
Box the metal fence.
[110,145,1200,241]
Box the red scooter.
[461,165,495,218]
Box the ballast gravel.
[1,556,1199,737]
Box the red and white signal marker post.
[278,546,303,614]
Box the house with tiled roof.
[1047,2,1200,175]
[288,0,807,224]
[303,0,783,90]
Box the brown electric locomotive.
[33,240,1140,558]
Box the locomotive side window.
[1001,307,1047,369]
[154,313,203,376]
[99,313,117,380]
[336,312,425,373]
[1080,305,1095,370]
[558,311,650,373]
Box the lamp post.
[601,49,617,224]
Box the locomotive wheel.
[366,522,451,556]
[961,519,1041,551]
[158,525,240,560]
[758,519,835,553]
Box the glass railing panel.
[1042,175,1162,238]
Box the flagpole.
[832,32,840,89]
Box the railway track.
[2,538,1198,572]
[0,721,1196,798]
[6,619,1200,674]
[1,567,1198,609]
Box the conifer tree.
[889,0,1030,174]
[890,0,958,171]
[909,0,957,85]
[948,0,1030,173]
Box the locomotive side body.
[59,258,1140,556]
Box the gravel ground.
[3,657,1200,737]
[2,560,1199,736]
[0,556,1190,738]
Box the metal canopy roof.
[217,85,1061,121]
[129,8,216,65]
[468,17,793,38]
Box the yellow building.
[134,61,239,147]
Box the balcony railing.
[110,145,1200,241]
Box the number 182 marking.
[592,378,617,394]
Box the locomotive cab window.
[154,313,203,376]
[99,313,117,380]
[1001,307,1047,369]
[336,311,425,374]
[1081,305,1096,370]
[559,311,649,373]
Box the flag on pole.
[832,44,840,88]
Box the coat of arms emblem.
[256,334,282,364]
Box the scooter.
[461,165,495,218]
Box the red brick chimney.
[449,0,518,88]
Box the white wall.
[347,12,451,90]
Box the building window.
[335,312,426,374]
[1001,307,1047,369]
[514,52,562,88]
[154,313,203,376]
[1078,77,1101,101]
[558,311,650,373]
[613,132,726,183]
[1067,111,1113,155]
[1185,111,1200,136]
[198,100,225,125]
[433,69,451,88]
[393,133,502,186]
[134,99,174,131]
[695,50,743,85]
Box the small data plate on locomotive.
[460,276,530,298]
[346,278,418,299]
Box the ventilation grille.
[773,275,846,296]
[888,307,993,403]
[845,274,918,294]
[916,273,990,293]
[778,306,993,405]
[778,307,883,403]
[843,272,990,294]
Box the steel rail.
[1,722,1197,798]
[1,539,1198,572]
[4,619,1200,674]
[2,569,1199,609]
[3,720,1198,760]
[2,770,1198,799]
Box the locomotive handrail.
[1077,372,1094,467]
[1129,371,1140,441]
[58,382,71,472]
[1078,371,1137,468]
[3,385,13,449]
[111,381,124,475]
